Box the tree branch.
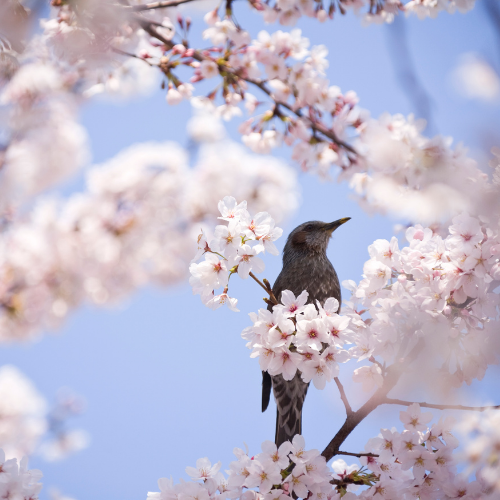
[249,272,279,305]
[120,0,199,11]
[383,398,500,412]
[336,451,379,458]
[135,19,358,157]
[330,477,368,486]
[111,47,155,66]
[245,78,357,155]
[334,377,353,416]
[321,340,424,462]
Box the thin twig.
[334,377,353,416]
[336,451,379,458]
[249,272,279,305]
[111,47,155,66]
[119,0,199,11]
[330,477,371,486]
[383,398,500,412]
[246,78,357,155]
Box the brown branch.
[321,366,399,462]
[383,398,500,412]
[334,377,353,416]
[330,478,367,486]
[119,0,199,11]
[249,272,279,305]
[246,78,357,155]
[321,340,424,463]
[135,16,176,48]
[111,47,155,66]
[135,18,358,156]
[336,451,379,458]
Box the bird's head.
[283,218,351,263]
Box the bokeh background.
[2,2,500,498]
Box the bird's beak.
[323,218,351,234]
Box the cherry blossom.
[190,198,284,306]
[352,365,384,393]
[186,458,222,480]
[0,449,44,500]
[399,403,433,432]
[240,282,351,387]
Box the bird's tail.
[273,372,309,447]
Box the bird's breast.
[274,255,341,307]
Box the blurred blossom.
[38,388,88,462]
[49,488,78,500]
[185,142,300,224]
[0,60,89,214]
[187,112,226,143]
[0,365,47,459]
[452,53,500,102]
[352,113,489,223]
[39,429,90,462]
[457,410,500,493]
[0,127,299,342]
[0,366,89,463]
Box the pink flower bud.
[138,50,152,59]
[490,245,500,255]
[172,44,186,55]
[413,229,424,240]
[490,262,500,280]
[190,74,204,83]
[316,9,328,22]
[204,9,219,26]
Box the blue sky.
[1,3,500,499]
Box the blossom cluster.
[148,407,495,500]
[247,0,476,27]
[457,409,500,494]
[148,435,336,500]
[350,403,487,499]
[242,292,350,389]
[189,197,283,312]
[0,365,47,459]
[0,448,43,500]
[0,138,298,342]
[345,211,500,391]
[0,59,89,217]
[197,24,364,178]
[350,113,490,222]
[1,1,484,215]
[36,1,364,176]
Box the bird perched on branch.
[262,218,350,447]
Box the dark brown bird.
[262,218,350,447]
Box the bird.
[261,218,350,447]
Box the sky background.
[2,2,500,499]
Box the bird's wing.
[262,371,272,412]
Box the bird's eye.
[304,224,314,231]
